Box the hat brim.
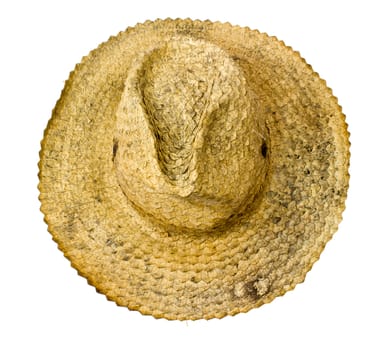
[39,19,350,320]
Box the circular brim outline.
[38,19,350,320]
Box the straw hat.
[38,19,350,320]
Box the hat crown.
[114,38,268,232]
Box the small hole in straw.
[261,142,268,158]
[112,140,119,161]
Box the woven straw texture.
[39,19,350,320]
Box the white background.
[1,0,387,349]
